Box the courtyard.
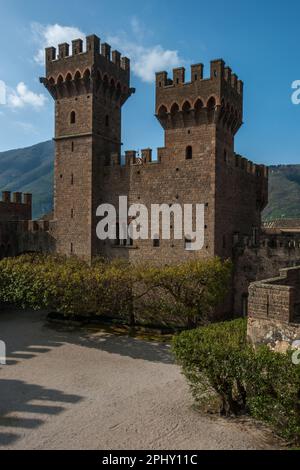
[0,309,281,450]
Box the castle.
[1,33,300,317]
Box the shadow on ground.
[0,308,174,446]
[0,379,82,445]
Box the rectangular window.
[153,238,160,247]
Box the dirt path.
[0,309,281,450]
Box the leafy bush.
[0,254,231,327]
[172,319,300,442]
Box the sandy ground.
[0,309,282,450]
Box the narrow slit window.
[186,146,193,160]
[70,111,76,124]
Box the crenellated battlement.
[41,34,133,103]
[1,191,32,206]
[0,191,32,223]
[156,60,243,93]
[156,59,243,134]
[104,147,268,188]
[234,154,268,179]
[45,34,130,74]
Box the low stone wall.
[248,265,300,323]
[247,265,300,350]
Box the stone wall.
[247,265,300,350]
[247,316,300,352]
[0,191,32,222]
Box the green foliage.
[0,254,231,327]
[172,319,300,442]
[263,165,300,220]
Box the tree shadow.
[66,329,174,364]
[1,309,174,364]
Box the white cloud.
[15,121,38,134]
[0,80,6,105]
[108,36,182,83]
[31,22,85,65]
[7,82,47,109]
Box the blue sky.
[0,0,299,165]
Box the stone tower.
[155,60,268,259]
[41,34,133,261]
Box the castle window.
[153,235,160,247]
[105,115,109,127]
[186,146,193,160]
[223,235,226,249]
[185,236,192,251]
[71,141,74,152]
[70,242,73,254]
[194,74,198,81]
[71,208,74,218]
[115,223,133,247]
[70,111,76,124]
[224,150,227,162]
[115,223,120,246]
[71,173,74,185]
[252,227,258,245]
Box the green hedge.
[172,319,300,442]
[0,254,232,327]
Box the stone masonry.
[247,265,300,351]
[41,34,268,269]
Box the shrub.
[0,254,231,327]
[133,258,232,327]
[172,319,300,442]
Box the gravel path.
[0,309,281,450]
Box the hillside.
[0,140,54,219]
[263,165,300,220]
[0,140,299,220]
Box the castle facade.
[1,32,300,316]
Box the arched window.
[182,101,191,112]
[207,96,216,110]
[170,103,179,115]
[70,111,76,124]
[186,146,192,160]
[157,105,168,118]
